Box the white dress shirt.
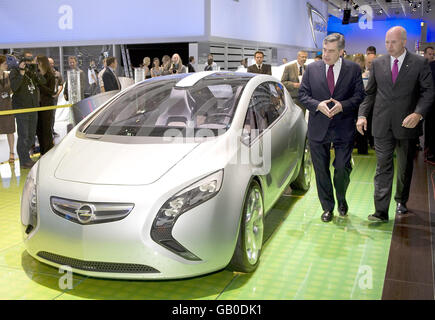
[325,57,342,85]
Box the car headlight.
[151,170,224,261]
[21,162,39,235]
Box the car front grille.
[50,196,134,225]
[37,251,160,274]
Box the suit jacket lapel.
[319,62,330,96]
[382,55,393,88]
[394,51,412,87]
[334,59,349,94]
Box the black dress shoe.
[396,203,408,215]
[321,210,334,222]
[368,213,388,222]
[338,201,348,217]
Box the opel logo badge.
[76,204,95,224]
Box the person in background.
[281,50,308,111]
[169,54,187,74]
[188,56,196,73]
[35,55,55,156]
[161,55,171,75]
[366,46,377,55]
[357,26,433,222]
[10,51,46,169]
[362,53,377,80]
[204,57,214,71]
[314,54,322,61]
[63,55,86,101]
[150,57,163,78]
[48,57,62,138]
[102,57,121,92]
[282,58,288,64]
[423,46,434,62]
[143,57,151,79]
[299,33,365,223]
[88,60,99,96]
[204,54,218,71]
[353,54,365,73]
[247,51,272,75]
[0,54,16,163]
[98,57,107,93]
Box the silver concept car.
[21,72,311,279]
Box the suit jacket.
[299,59,366,143]
[359,51,434,139]
[281,62,305,99]
[102,68,121,92]
[247,64,272,75]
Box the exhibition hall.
[0,0,434,302]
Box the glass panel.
[81,75,249,138]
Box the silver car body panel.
[22,72,307,279]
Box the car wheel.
[228,180,264,273]
[290,138,312,192]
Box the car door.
[242,81,291,210]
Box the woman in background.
[161,55,172,75]
[0,55,16,163]
[150,57,163,78]
[169,54,186,74]
[143,57,151,79]
[36,55,56,155]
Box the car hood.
[54,139,200,185]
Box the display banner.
[0,0,205,48]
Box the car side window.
[268,82,286,116]
[249,82,284,133]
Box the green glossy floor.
[0,151,396,300]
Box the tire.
[290,138,312,192]
[228,180,265,273]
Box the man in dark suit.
[426,60,435,165]
[247,51,272,75]
[299,33,365,222]
[102,57,121,92]
[281,51,308,111]
[357,26,434,222]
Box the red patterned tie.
[327,64,335,96]
[392,59,399,84]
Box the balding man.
[357,26,434,222]
[282,51,308,111]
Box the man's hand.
[356,117,367,135]
[329,98,343,117]
[317,99,333,118]
[293,82,301,89]
[402,113,422,129]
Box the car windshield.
[81,74,250,137]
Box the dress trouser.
[373,131,415,218]
[36,110,54,155]
[309,131,353,212]
[15,111,38,164]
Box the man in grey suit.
[281,51,308,111]
[357,26,434,222]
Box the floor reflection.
[0,160,21,188]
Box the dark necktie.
[257,65,261,71]
[327,64,335,96]
[392,59,399,84]
[299,66,303,76]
